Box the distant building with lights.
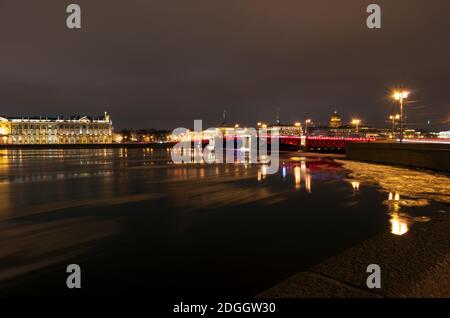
[116,129,174,143]
[329,111,342,128]
[262,123,303,137]
[438,131,450,139]
[0,112,113,144]
[307,110,382,138]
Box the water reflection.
[257,165,267,181]
[266,163,304,189]
[350,181,360,192]
[0,148,446,292]
[301,160,312,193]
[294,166,301,190]
[171,148,257,165]
[168,150,316,194]
[0,149,349,220]
[339,160,450,204]
[0,150,445,248]
[0,150,11,218]
[276,159,314,193]
[340,160,447,236]
[387,192,409,236]
[390,214,409,236]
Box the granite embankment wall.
[346,142,450,173]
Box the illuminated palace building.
[0,112,113,144]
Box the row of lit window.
[11,124,111,130]
[10,130,111,135]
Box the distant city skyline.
[1,0,449,130]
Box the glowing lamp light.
[394,91,409,100]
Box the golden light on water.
[305,174,311,193]
[387,192,409,236]
[300,161,311,193]
[0,150,11,217]
[259,159,313,192]
[301,160,306,172]
[390,213,409,236]
[0,149,9,165]
[388,192,400,201]
[294,166,301,190]
[351,181,360,191]
[258,165,268,181]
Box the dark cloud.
[0,0,449,130]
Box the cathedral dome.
[329,111,342,128]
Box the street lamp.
[389,114,400,139]
[393,90,409,142]
[352,119,361,134]
[305,119,311,136]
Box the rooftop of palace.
[0,114,111,123]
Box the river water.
[0,148,448,296]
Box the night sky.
[1,0,449,130]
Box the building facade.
[438,131,450,139]
[0,112,113,144]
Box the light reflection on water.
[338,160,449,236]
[0,148,447,293]
[0,149,446,222]
[387,192,409,235]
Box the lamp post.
[389,114,400,140]
[304,119,311,136]
[352,119,361,134]
[394,90,409,142]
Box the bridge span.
[302,136,376,152]
[194,135,376,152]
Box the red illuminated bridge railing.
[191,135,375,150]
[305,136,376,150]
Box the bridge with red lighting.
[303,136,376,151]
[196,135,376,152]
[268,135,376,151]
